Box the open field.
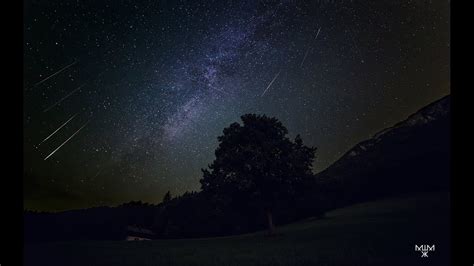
[24,192,450,266]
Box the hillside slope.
[316,95,450,204]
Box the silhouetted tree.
[163,191,172,203]
[200,114,317,235]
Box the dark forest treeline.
[24,95,450,242]
[23,184,331,241]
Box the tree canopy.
[163,191,172,203]
[200,114,317,234]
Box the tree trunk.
[266,210,276,236]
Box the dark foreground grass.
[24,192,450,266]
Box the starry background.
[23,0,450,211]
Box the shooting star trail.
[44,119,91,161]
[347,28,364,63]
[91,168,103,180]
[340,17,364,64]
[261,70,282,97]
[38,113,78,146]
[43,83,86,113]
[213,86,232,96]
[300,27,321,68]
[31,60,77,88]
[93,169,102,178]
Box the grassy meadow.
[24,192,450,266]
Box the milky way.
[23,0,450,210]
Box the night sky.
[23,0,450,211]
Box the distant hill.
[316,95,450,206]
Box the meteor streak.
[44,119,90,161]
[93,169,102,178]
[300,27,321,68]
[43,83,86,112]
[31,60,77,88]
[38,113,78,145]
[261,70,281,97]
